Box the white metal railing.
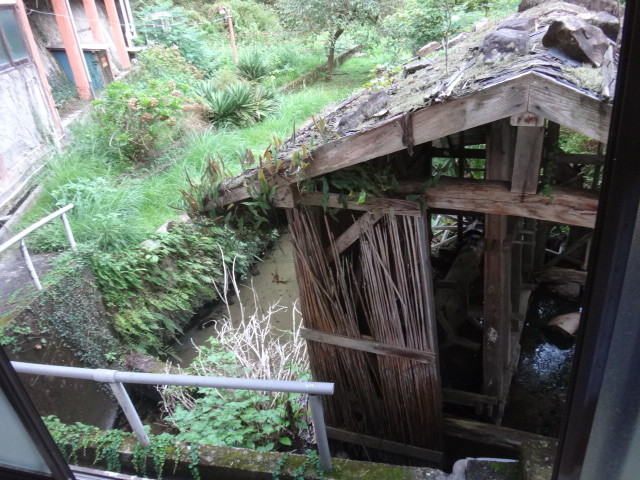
[12,361,335,470]
[0,204,77,290]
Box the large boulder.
[417,41,441,58]
[483,28,530,63]
[578,11,621,40]
[542,16,611,66]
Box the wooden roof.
[217,1,615,228]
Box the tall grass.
[25,53,383,254]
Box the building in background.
[0,0,134,212]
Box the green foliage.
[383,0,466,52]
[164,331,310,451]
[237,52,271,82]
[303,163,400,210]
[29,177,146,253]
[89,223,273,354]
[195,81,279,128]
[0,322,34,351]
[273,450,326,480]
[43,416,198,480]
[128,45,203,91]
[92,80,185,162]
[276,0,394,69]
[135,1,217,74]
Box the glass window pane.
[0,389,51,475]
[0,9,28,62]
[0,42,9,67]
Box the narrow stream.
[174,233,300,366]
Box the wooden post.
[483,120,514,415]
[510,113,546,195]
[227,13,238,64]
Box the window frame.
[0,5,31,73]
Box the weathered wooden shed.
[215,0,618,464]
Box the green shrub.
[161,297,310,450]
[92,80,184,162]
[135,1,217,74]
[194,81,278,128]
[129,45,203,91]
[237,52,270,82]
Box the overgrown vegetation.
[161,279,310,450]
[5,0,531,463]
[44,416,200,479]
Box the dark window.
[0,6,30,71]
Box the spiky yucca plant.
[237,52,271,82]
[194,80,278,128]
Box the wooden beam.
[528,73,611,143]
[296,193,422,216]
[483,125,513,409]
[534,267,588,285]
[511,124,546,194]
[442,388,499,407]
[304,77,529,179]
[326,427,443,463]
[483,213,511,404]
[325,213,382,262]
[443,416,556,452]
[300,328,437,364]
[486,119,515,181]
[295,178,598,228]
[420,178,598,228]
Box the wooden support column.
[510,113,546,195]
[483,120,514,416]
[51,0,92,99]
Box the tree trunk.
[326,27,345,76]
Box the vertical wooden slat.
[287,207,442,461]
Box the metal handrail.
[0,204,77,290]
[12,361,334,470]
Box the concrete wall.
[0,63,57,208]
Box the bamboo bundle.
[287,207,442,463]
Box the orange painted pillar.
[103,0,131,69]
[14,0,62,130]
[82,0,106,43]
[51,0,92,99]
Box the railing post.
[108,381,151,447]
[309,395,332,471]
[19,240,43,291]
[60,212,77,252]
